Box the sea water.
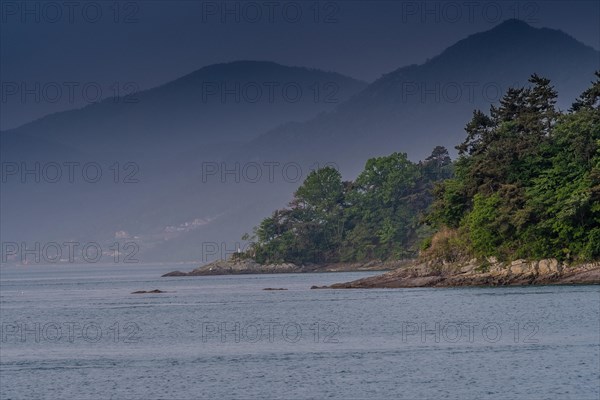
[1,264,598,399]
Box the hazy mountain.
[2,20,598,264]
[1,61,367,161]
[243,19,599,175]
[1,62,366,263]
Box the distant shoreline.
[161,259,411,277]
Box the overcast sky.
[1,0,599,130]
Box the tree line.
[240,72,600,265]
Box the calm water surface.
[1,264,598,399]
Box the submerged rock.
[131,289,166,294]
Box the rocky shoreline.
[313,258,600,289]
[161,258,409,277]
[162,257,599,287]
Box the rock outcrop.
[162,258,409,277]
[131,289,166,294]
[315,259,600,289]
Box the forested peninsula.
[165,73,600,285]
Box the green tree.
[428,73,600,262]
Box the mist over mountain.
[1,61,366,161]
[1,62,365,258]
[2,20,598,264]
[244,19,599,175]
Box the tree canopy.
[428,72,600,262]
[241,72,600,265]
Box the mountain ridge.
[2,19,598,263]
[241,19,599,175]
[1,61,367,161]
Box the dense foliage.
[427,72,600,262]
[243,147,451,264]
[243,73,600,265]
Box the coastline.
[313,259,600,289]
[163,257,599,287]
[161,258,410,277]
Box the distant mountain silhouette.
[1,61,367,161]
[0,62,366,260]
[243,19,599,175]
[2,20,598,263]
